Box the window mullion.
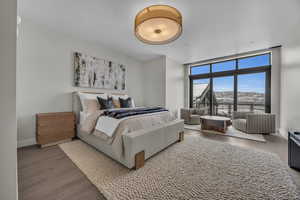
[209,64,213,115]
[234,59,238,111]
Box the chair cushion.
[233,119,247,132]
[188,115,201,125]
[191,114,201,119]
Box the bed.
[72,91,184,169]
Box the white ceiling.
[19,0,300,63]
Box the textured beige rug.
[184,124,267,142]
[59,136,298,200]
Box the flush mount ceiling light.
[135,5,182,45]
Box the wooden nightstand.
[36,112,76,147]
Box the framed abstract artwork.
[74,52,126,90]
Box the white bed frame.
[73,92,184,169]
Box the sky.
[192,54,269,94]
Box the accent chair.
[180,108,206,125]
[232,111,276,134]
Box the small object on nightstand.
[36,112,76,148]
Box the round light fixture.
[135,5,182,45]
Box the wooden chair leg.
[178,131,184,142]
[135,151,145,169]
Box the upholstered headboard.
[72,91,127,124]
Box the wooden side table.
[200,115,231,133]
[36,112,75,148]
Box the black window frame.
[189,53,271,114]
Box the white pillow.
[79,111,87,125]
[131,98,136,107]
[77,92,107,111]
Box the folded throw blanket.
[103,107,168,119]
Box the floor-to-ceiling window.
[213,76,234,116]
[237,72,266,113]
[192,78,210,114]
[189,53,271,117]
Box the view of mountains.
[215,91,265,104]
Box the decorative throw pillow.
[111,95,126,108]
[80,110,104,134]
[119,97,133,108]
[112,94,136,108]
[112,99,121,108]
[82,99,101,113]
[78,92,107,111]
[97,96,114,109]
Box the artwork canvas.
[74,52,126,90]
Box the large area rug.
[59,136,298,200]
[185,124,267,142]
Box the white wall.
[270,48,281,131]
[165,57,185,115]
[142,56,185,116]
[142,56,166,107]
[280,42,300,138]
[0,0,17,199]
[17,20,145,147]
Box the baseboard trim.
[18,138,36,148]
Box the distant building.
[193,83,217,115]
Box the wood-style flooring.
[18,130,300,200]
[18,144,105,200]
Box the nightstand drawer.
[37,127,75,135]
[38,118,75,126]
[38,130,75,145]
[37,122,75,133]
[36,112,76,147]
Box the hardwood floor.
[18,130,300,200]
[18,145,105,200]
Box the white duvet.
[81,108,176,158]
[95,116,123,137]
[95,107,172,138]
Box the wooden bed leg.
[135,151,145,170]
[178,131,184,142]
